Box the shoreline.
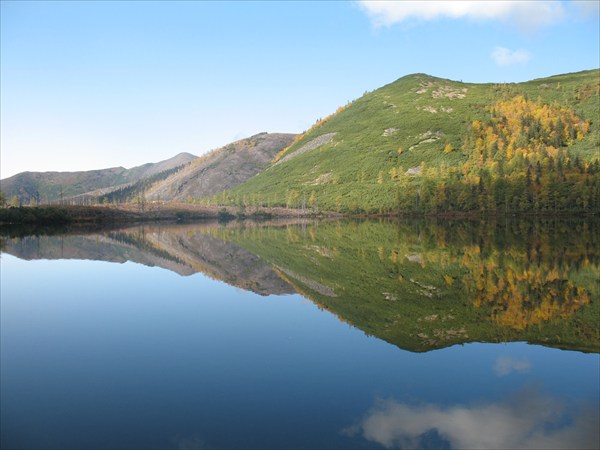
[0,203,597,226]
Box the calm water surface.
[1,219,598,449]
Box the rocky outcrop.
[275,133,336,165]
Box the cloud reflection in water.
[493,356,532,376]
[344,387,599,449]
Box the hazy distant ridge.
[1,152,197,204]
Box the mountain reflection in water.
[4,220,600,352]
[2,222,295,296]
[2,218,598,354]
[1,218,598,450]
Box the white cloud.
[493,356,532,376]
[572,0,600,18]
[491,47,531,66]
[344,390,599,449]
[358,1,565,31]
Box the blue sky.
[1,1,598,178]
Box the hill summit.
[204,70,599,214]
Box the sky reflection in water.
[1,221,598,449]
[346,387,599,449]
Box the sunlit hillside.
[204,70,599,214]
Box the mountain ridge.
[2,69,598,215]
[1,132,296,206]
[1,152,197,204]
[144,132,296,202]
[206,69,599,214]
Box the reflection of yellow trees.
[286,226,301,243]
[462,245,592,330]
[379,222,597,332]
[201,220,597,339]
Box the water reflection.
[1,222,295,296]
[1,219,598,449]
[493,355,532,376]
[205,218,600,353]
[172,435,209,450]
[344,388,599,449]
[1,218,598,353]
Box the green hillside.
[205,70,599,214]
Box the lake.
[1,218,598,449]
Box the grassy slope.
[219,70,599,213]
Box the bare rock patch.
[276,132,337,165]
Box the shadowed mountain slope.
[145,132,295,202]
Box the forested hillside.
[203,70,599,214]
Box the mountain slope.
[144,132,295,202]
[210,70,599,214]
[1,152,197,204]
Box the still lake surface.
[1,219,598,449]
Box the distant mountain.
[0,152,197,204]
[214,69,599,214]
[144,132,296,202]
